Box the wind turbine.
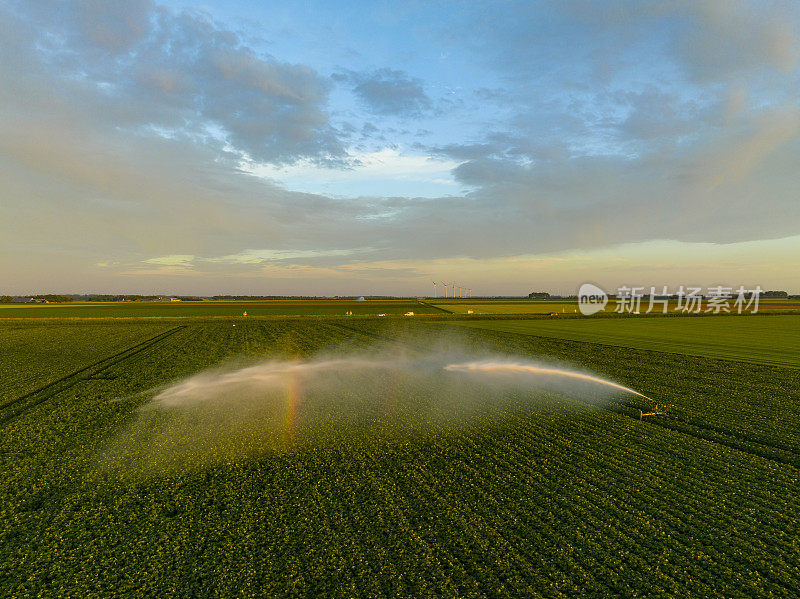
[432,281,437,299]
[441,282,448,298]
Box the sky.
[1,0,799,296]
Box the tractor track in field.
[627,411,800,468]
[0,325,187,426]
[416,300,453,314]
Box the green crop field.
[0,299,438,319]
[0,321,172,406]
[432,300,581,315]
[449,314,800,368]
[1,315,799,596]
[3,298,795,318]
[433,299,800,315]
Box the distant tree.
[32,294,72,303]
[0,295,13,303]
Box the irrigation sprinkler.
[445,361,673,420]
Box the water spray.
[102,351,674,473]
[444,361,669,418]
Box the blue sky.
[1,0,799,295]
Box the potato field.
[1,316,798,597]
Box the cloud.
[248,147,462,197]
[462,0,800,84]
[1,0,799,294]
[614,88,713,141]
[205,248,362,264]
[334,68,432,117]
[670,0,800,82]
[144,254,196,267]
[73,0,155,52]
[421,0,800,250]
[1,0,344,166]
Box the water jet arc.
[445,361,664,416]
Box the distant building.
[357,296,366,301]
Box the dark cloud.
[425,0,800,221]
[454,1,799,85]
[431,132,571,167]
[74,0,155,52]
[361,122,379,136]
[2,0,344,166]
[666,0,799,82]
[335,68,432,117]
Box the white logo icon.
[578,283,608,315]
